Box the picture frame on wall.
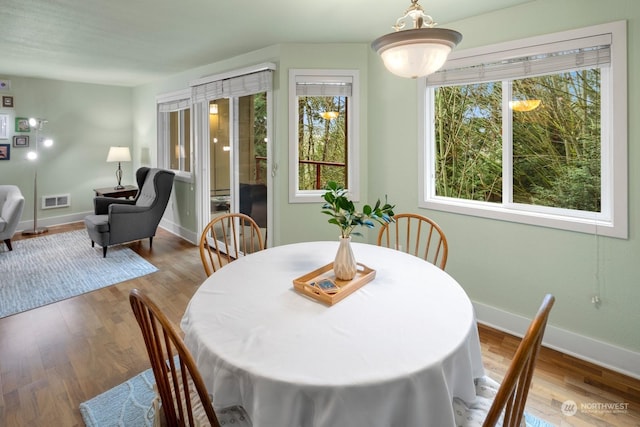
[2,96,13,108]
[0,114,8,139]
[13,135,29,147]
[0,144,10,160]
[15,117,30,132]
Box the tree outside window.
[421,21,627,237]
[297,95,348,190]
[289,69,360,203]
[434,69,601,213]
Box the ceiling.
[0,0,533,87]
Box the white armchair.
[0,185,25,251]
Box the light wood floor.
[1,223,638,426]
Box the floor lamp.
[22,118,53,236]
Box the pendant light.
[372,0,462,79]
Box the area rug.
[80,368,158,427]
[80,368,557,427]
[0,229,158,318]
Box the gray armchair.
[0,185,25,251]
[84,167,175,257]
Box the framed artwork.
[15,117,30,132]
[0,144,10,160]
[0,114,7,139]
[2,96,13,108]
[13,135,29,147]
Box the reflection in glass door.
[208,93,268,245]
[209,99,230,215]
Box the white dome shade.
[372,28,462,79]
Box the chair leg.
[91,240,95,247]
[4,239,12,251]
[103,246,108,258]
[149,236,153,249]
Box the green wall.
[275,44,371,245]
[131,43,372,244]
[0,77,133,226]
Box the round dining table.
[181,241,485,427]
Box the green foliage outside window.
[297,96,347,190]
[252,92,268,181]
[434,69,601,212]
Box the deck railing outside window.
[255,156,346,189]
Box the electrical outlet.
[591,295,601,308]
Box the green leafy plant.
[321,181,395,238]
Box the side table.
[94,185,138,199]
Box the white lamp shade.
[106,146,131,162]
[380,42,452,78]
[372,28,462,79]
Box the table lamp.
[106,146,131,189]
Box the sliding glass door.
[206,93,269,246]
[192,65,274,248]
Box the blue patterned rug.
[80,369,557,427]
[80,368,158,427]
[0,229,157,318]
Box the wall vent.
[42,194,71,209]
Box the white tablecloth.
[181,241,484,427]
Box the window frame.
[419,21,627,238]
[288,69,360,203]
[157,89,193,183]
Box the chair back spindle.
[377,213,448,270]
[199,213,264,276]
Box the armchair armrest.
[108,203,149,215]
[94,196,135,214]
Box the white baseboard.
[17,213,198,246]
[17,211,91,232]
[473,301,640,380]
[159,218,198,245]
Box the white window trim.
[418,20,627,238]
[157,88,193,183]
[288,69,360,203]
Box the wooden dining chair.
[199,212,264,276]
[376,213,449,270]
[129,288,252,427]
[453,294,555,427]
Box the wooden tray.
[293,262,376,306]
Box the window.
[157,89,192,181]
[420,21,627,238]
[289,69,360,203]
